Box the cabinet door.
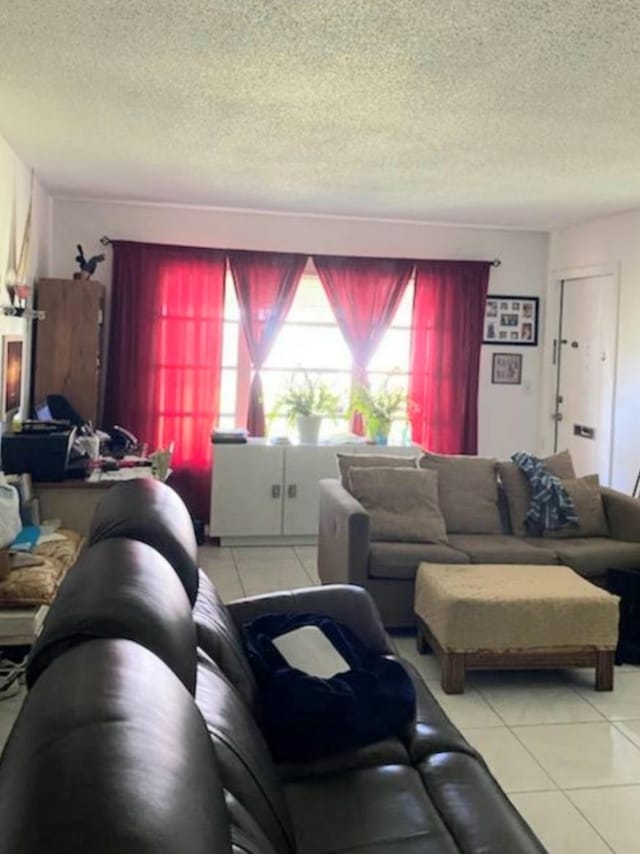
[210,446,284,536]
[282,446,341,536]
[34,279,104,424]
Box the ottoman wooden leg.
[442,652,465,694]
[595,649,614,691]
[416,622,430,654]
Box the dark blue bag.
[243,613,415,761]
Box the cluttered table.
[34,457,160,535]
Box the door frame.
[539,263,620,484]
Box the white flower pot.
[296,414,322,444]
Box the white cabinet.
[209,442,418,545]
[209,445,284,539]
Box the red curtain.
[105,241,226,519]
[229,250,306,436]
[409,260,490,454]
[313,255,414,433]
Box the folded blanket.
[512,451,578,534]
[243,613,415,761]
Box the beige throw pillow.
[419,452,501,534]
[544,475,609,538]
[498,450,576,537]
[347,467,448,544]
[337,453,417,489]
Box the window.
[219,266,414,443]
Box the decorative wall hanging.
[1,170,45,320]
[2,336,24,415]
[491,352,523,385]
[483,295,539,346]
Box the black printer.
[1,425,80,481]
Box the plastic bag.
[0,473,21,549]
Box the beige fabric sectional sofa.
[318,450,640,627]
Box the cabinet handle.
[271,484,281,499]
[287,484,297,499]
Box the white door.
[210,445,284,536]
[282,446,341,536]
[554,275,617,482]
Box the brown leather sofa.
[319,456,640,627]
[0,480,545,853]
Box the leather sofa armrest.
[318,478,370,587]
[601,487,640,542]
[398,659,480,764]
[226,584,392,654]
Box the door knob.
[271,484,281,499]
[287,484,297,499]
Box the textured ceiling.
[1,1,639,228]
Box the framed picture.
[2,336,24,416]
[483,295,539,345]
[492,352,522,385]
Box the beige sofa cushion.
[369,541,469,580]
[544,475,609,539]
[337,453,417,489]
[414,563,618,651]
[419,452,501,534]
[524,536,640,579]
[348,468,448,544]
[498,450,576,537]
[447,534,560,565]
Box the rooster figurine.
[74,244,105,279]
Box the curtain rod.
[99,237,501,267]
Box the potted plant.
[350,378,408,445]
[274,372,341,444]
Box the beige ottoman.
[415,563,619,694]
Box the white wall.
[548,209,640,492]
[0,135,51,416]
[51,198,549,458]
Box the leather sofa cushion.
[224,791,282,854]
[544,475,609,538]
[447,534,560,565]
[278,738,410,783]
[284,765,458,854]
[195,655,295,854]
[498,450,575,537]
[0,639,232,854]
[193,569,257,707]
[348,468,448,543]
[26,538,197,694]
[419,452,502,534]
[89,479,199,605]
[525,536,640,578]
[368,542,469,581]
[419,752,546,853]
[399,660,479,764]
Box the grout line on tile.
[514,718,615,730]
[230,550,248,597]
[506,725,565,792]
[563,781,640,792]
[553,790,616,854]
[562,790,619,853]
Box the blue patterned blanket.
[512,451,578,534]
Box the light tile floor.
[2,543,640,853]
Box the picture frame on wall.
[492,352,522,385]
[2,336,24,416]
[483,295,539,345]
